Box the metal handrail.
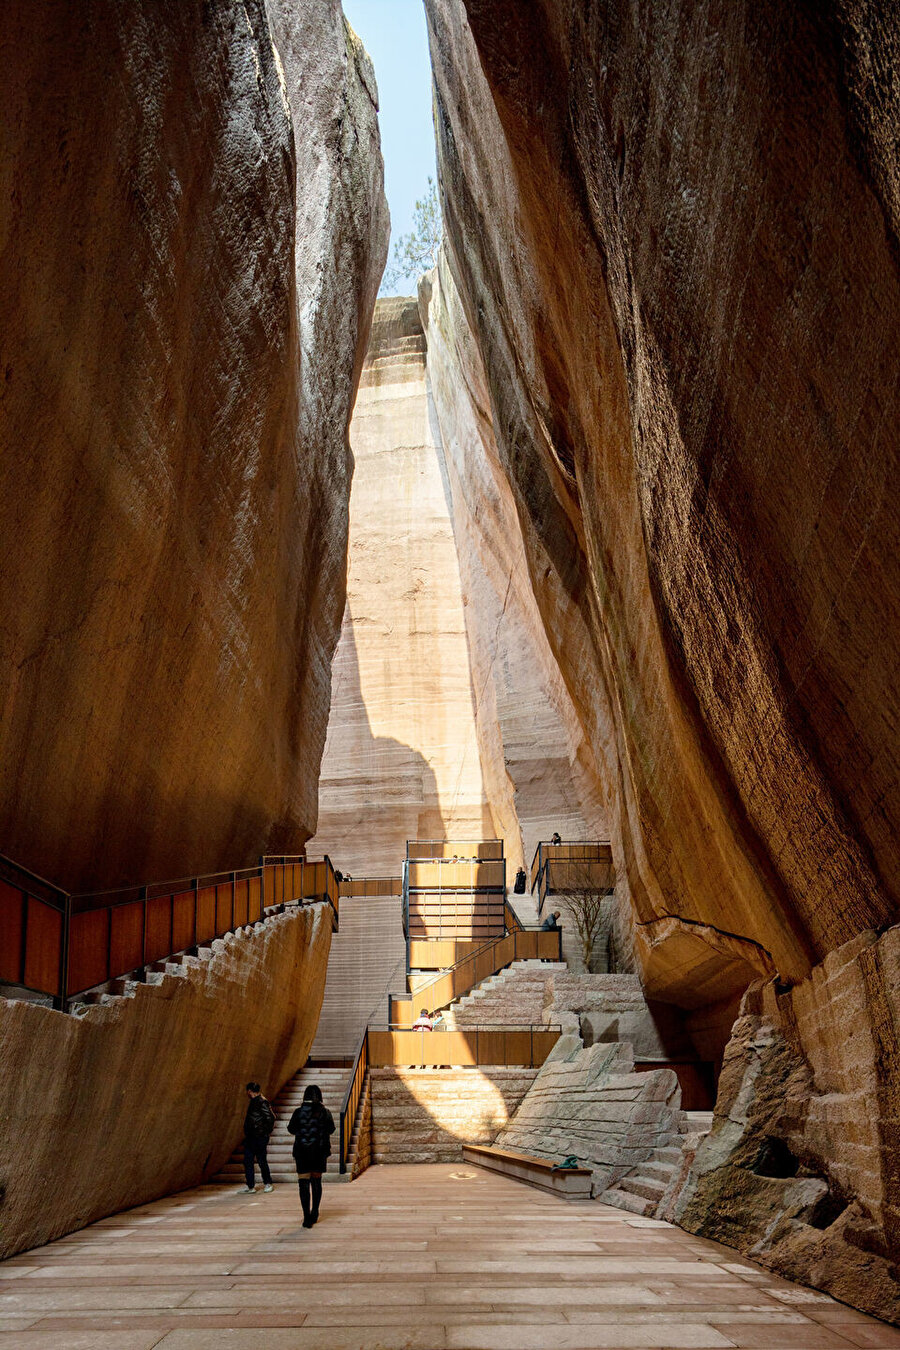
[530,839,613,914]
[0,849,339,1011]
[338,1029,369,1174]
[406,839,504,860]
[390,925,562,1021]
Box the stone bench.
[462,1143,593,1198]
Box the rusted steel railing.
[339,1027,369,1174]
[0,851,338,1011]
[530,840,614,914]
[389,926,562,1027]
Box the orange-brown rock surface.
[0,0,388,892]
[421,258,608,874]
[425,0,900,1005]
[307,297,495,875]
[0,902,332,1259]
[425,0,900,1314]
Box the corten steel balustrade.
[338,877,401,899]
[406,839,504,861]
[0,851,339,1011]
[335,1020,562,1173]
[389,925,562,1027]
[530,840,615,915]
[404,839,507,945]
[338,1027,369,1173]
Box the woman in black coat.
[287,1083,335,1227]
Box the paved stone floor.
[1,1163,899,1349]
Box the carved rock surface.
[673,930,900,1323]
[0,0,387,891]
[307,297,493,874]
[421,257,607,874]
[494,1035,685,1194]
[0,903,332,1259]
[425,0,900,1007]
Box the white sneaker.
[263,1184,274,1193]
[236,1185,255,1194]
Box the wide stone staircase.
[442,959,567,1028]
[215,1064,352,1186]
[311,891,406,1056]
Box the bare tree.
[554,860,615,973]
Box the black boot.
[298,1178,313,1228]
[310,1175,323,1225]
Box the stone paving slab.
[0,1163,898,1349]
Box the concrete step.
[639,1161,678,1184]
[617,1174,668,1203]
[599,1187,656,1216]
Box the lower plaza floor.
[0,1164,898,1350]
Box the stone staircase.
[312,893,406,1055]
[442,959,567,1028]
[215,1063,354,1186]
[598,1111,714,1215]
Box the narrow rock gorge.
[0,0,388,891]
[308,292,603,876]
[419,0,900,1318]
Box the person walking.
[239,1082,275,1194]
[541,909,562,931]
[288,1083,335,1227]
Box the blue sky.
[342,0,437,292]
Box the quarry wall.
[308,293,603,876]
[423,0,900,1314]
[0,903,332,1260]
[0,0,388,892]
[425,0,900,1004]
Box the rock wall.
[424,0,900,1010]
[307,297,496,875]
[0,902,332,1259]
[494,1036,685,1196]
[0,0,388,892]
[673,924,900,1323]
[370,1065,537,1163]
[424,0,900,1314]
[420,258,607,874]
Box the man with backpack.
[238,1081,276,1193]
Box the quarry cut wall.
[307,297,494,875]
[425,0,900,1004]
[424,0,900,1316]
[309,291,606,878]
[0,903,332,1260]
[0,0,388,892]
[420,259,607,874]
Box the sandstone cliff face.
[425,0,900,1006]
[0,902,332,1259]
[309,286,605,880]
[307,297,494,875]
[0,0,388,891]
[674,942,900,1324]
[425,0,900,1314]
[421,257,607,875]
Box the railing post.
[18,889,28,993]
[58,891,71,1013]
[231,871,236,932]
[192,877,199,948]
[139,886,148,971]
